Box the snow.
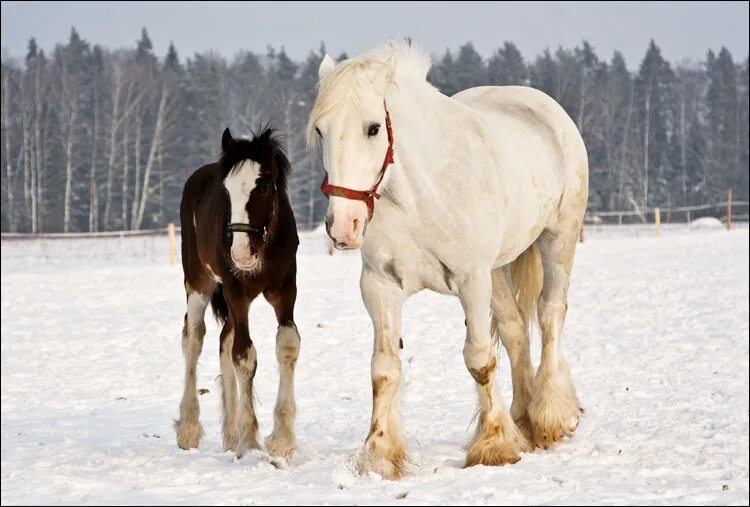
[690,217,724,229]
[2,226,748,505]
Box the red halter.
[320,100,395,220]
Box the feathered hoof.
[529,363,583,450]
[265,431,297,460]
[174,419,204,450]
[531,410,581,450]
[465,435,522,468]
[465,416,531,467]
[234,436,262,459]
[356,442,409,480]
[222,429,238,453]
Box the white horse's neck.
[380,80,491,226]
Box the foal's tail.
[508,244,544,330]
[210,284,229,325]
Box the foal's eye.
[258,183,271,194]
[315,127,322,139]
[367,123,381,137]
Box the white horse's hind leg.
[219,322,238,452]
[462,271,530,468]
[529,227,582,449]
[490,268,535,440]
[175,291,209,449]
[357,270,407,479]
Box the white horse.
[307,41,588,479]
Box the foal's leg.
[529,227,583,449]
[461,270,530,467]
[174,289,209,449]
[357,270,407,479]
[219,320,238,452]
[490,267,535,440]
[264,275,301,459]
[226,287,260,458]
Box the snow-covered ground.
[2,227,748,505]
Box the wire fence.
[1,196,746,270]
[586,200,748,223]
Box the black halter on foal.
[225,185,276,244]
[226,222,268,242]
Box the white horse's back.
[452,85,588,225]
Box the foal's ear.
[258,129,279,181]
[319,53,335,80]
[221,128,235,152]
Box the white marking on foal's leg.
[233,343,260,458]
[461,273,530,468]
[265,324,301,459]
[175,292,208,449]
[219,325,238,452]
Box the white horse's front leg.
[460,271,530,467]
[356,269,407,480]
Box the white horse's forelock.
[305,40,432,151]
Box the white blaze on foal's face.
[224,160,261,269]
[311,54,392,250]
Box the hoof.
[174,419,204,450]
[465,438,521,467]
[355,440,408,480]
[465,417,530,467]
[531,410,581,449]
[265,431,297,460]
[235,437,261,459]
[222,430,238,453]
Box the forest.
[1,29,747,232]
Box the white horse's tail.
[508,244,544,330]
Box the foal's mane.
[219,127,291,191]
[305,39,433,150]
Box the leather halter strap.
[226,185,276,243]
[226,223,267,242]
[320,99,395,220]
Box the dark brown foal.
[174,127,301,460]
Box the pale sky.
[2,1,748,68]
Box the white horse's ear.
[319,54,335,80]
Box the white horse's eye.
[316,127,323,139]
[367,123,380,137]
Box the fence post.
[654,208,661,237]
[727,188,732,231]
[168,223,176,266]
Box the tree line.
[1,29,747,232]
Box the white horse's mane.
[305,40,432,149]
